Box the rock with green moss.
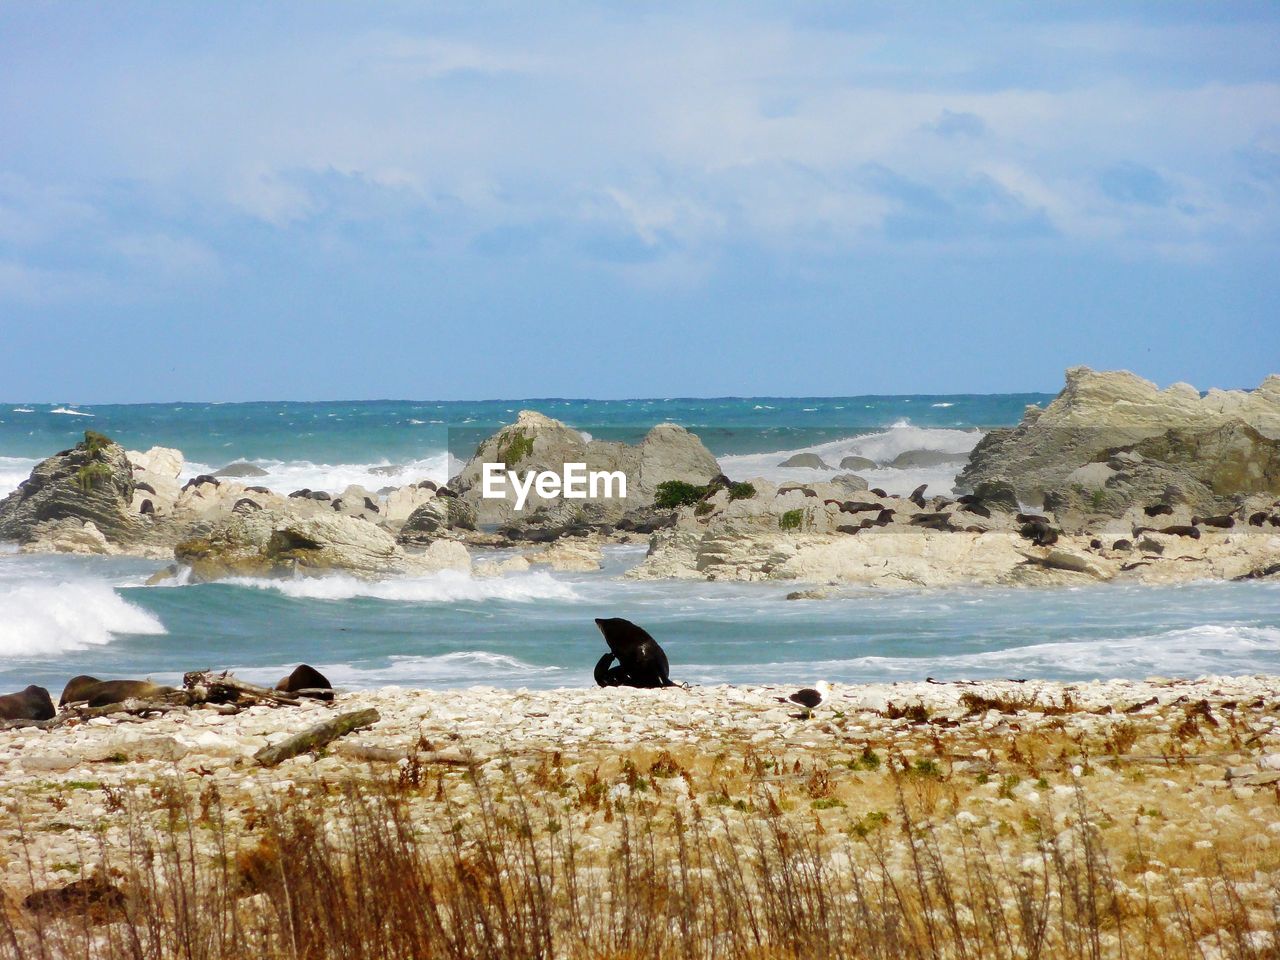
[175,502,451,582]
[0,430,138,545]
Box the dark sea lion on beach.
[870,488,888,498]
[908,484,928,508]
[1016,513,1049,525]
[1143,503,1174,517]
[245,485,271,494]
[233,498,261,511]
[0,685,55,721]
[961,501,991,518]
[1158,524,1201,539]
[842,501,882,513]
[289,489,312,498]
[276,664,332,694]
[435,485,458,499]
[1112,539,1132,551]
[1249,511,1268,526]
[1019,520,1058,547]
[836,524,863,535]
[1192,515,1234,529]
[59,676,175,708]
[593,618,675,689]
[139,499,155,515]
[874,509,896,525]
[181,475,220,491]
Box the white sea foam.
[11,408,33,414]
[222,569,580,603]
[49,407,93,417]
[302,652,564,688]
[0,580,166,657]
[931,402,955,408]
[183,452,452,496]
[0,456,40,498]
[719,420,982,496]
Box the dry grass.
[2,759,1277,960]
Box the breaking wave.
[0,580,167,657]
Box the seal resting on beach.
[58,676,176,708]
[0,684,55,721]
[276,663,333,695]
[593,617,676,689]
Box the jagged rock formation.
[958,367,1280,511]
[173,502,465,582]
[0,431,138,544]
[449,411,721,527]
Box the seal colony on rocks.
[0,368,1276,592]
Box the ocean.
[1,396,1277,693]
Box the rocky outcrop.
[397,495,477,545]
[449,411,721,527]
[958,367,1280,509]
[174,503,427,582]
[0,431,138,544]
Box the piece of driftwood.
[254,708,380,767]
[184,671,300,706]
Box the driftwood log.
[254,708,380,767]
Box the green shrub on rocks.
[654,480,708,509]
[727,482,756,501]
[496,428,535,467]
[779,509,804,531]
[82,430,113,459]
[74,461,114,492]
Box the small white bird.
[777,680,831,717]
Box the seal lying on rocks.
[276,663,333,695]
[58,676,177,708]
[0,684,55,721]
[593,617,676,689]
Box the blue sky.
[1,2,1278,401]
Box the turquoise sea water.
[1,395,1277,693]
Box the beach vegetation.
[496,427,534,466]
[727,481,756,501]
[74,461,113,492]
[82,429,113,458]
[653,479,708,509]
[694,501,713,516]
[779,508,804,531]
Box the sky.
[1,1,1278,402]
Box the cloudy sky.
[1,2,1277,401]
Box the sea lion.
[417,480,437,491]
[139,499,154,515]
[289,489,312,498]
[1192,515,1234,529]
[435,486,458,499]
[960,501,991,519]
[842,501,883,513]
[59,676,176,708]
[874,509,896,525]
[0,685,55,721]
[1112,539,1132,551]
[1016,513,1050,526]
[1158,525,1201,539]
[870,488,888,498]
[245,485,271,494]
[1249,511,1268,526]
[836,524,863,535]
[1143,503,1174,517]
[275,663,333,694]
[181,475,220,491]
[908,484,928,508]
[233,498,261,511]
[1019,521,1058,547]
[593,618,675,689]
